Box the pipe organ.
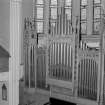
[23,0,105,105]
[50,6,72,36]
[49,42,72,81]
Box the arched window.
[93,0,101,34]
[2,84,7,101]
[35,0,44,33]
[80,0,87,35]
[64,0,72,21]
[49,0,58,34]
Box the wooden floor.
[20,89,49,105]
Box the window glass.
[37,22,43,33]
[36,0,43,4]
[51,0,57,5]
[81,22,87,34]
[94,7,101,19]
[37,8,43,19]
[94,0,101,4]
[93,0,101,34]
[81,0,87,5]
[51,8,57,19]
[80,0,87,35]
[93,21,100,33]
[81,9,87,20]
[65,9,71,20]
[65,0,72,6]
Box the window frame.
[35,0,44,34]
[80,0,88,35]
[93,0,101,34]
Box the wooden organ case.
[46,5,105,105]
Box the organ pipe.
[50,6,72,35]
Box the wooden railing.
[78,50,99,100]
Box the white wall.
[0,0,10,52]
[21,0,33,64]
[0,0,33,63]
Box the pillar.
[9,0,22,105]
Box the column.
[9,0,22,105]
